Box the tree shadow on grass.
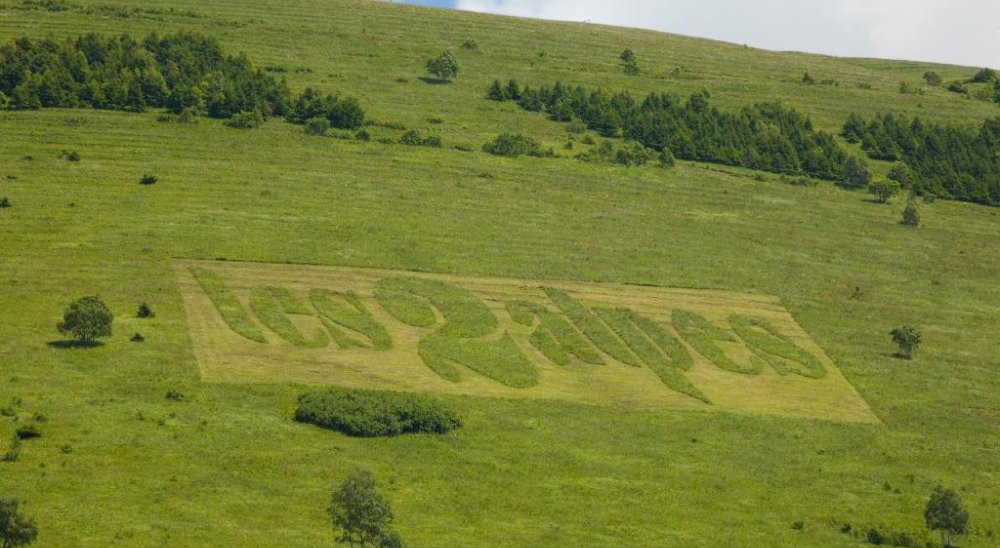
[47,340,104,349]
[418,76,451,85]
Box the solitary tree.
[57,296,113,344]
[890,325,922,359]
[0,498,38,547]
[901,199,921,227]
[425,51,459,82]
[328,470,395,546]
[868,179,901,203]
[924,486,968,547]
[620,49,640,75]
[844,156,873,188]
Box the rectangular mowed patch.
[174,259,878,423]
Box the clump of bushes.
[901,200,920,227]
[294,388,461,437]
[139,174,158,185]
[482,133,553,158]
[304,117,330,136]
[225,110,264,129]
[15,425,41,440]
[136,302,154,318]
[0,197,10,208]
[399,130,441,148]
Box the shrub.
[971,67,996,83]
[460,39,478,50]
[130,332,145,342]
[136,303,154,318]
[890,325,922,359]
[139,175,158,185]
[0,197,10,208]
[923,71,942,86]
[224,110,264,129]
[802,72,815,85]
[57,295,113,344]
[614,141,654,166]
[15,425,41,440]
[868,179,901,203]
[901,200,920,226]
[66,150,80,162]
[620,49,639,75]
[355,129,371,141]
[294,388,461,437]
[844,156,872,188]
[165,390,188,402]
[426,51,459,82]
[399,130,441,148]
[482,133,552,158]
[305,117,330,136]
[946,81,968,95]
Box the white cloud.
[454,0,1000,68]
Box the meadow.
[1,0,999,545]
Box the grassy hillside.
[1,0,998,546]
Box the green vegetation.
[56,295,112,344]
[843,112,1000,205]
[496,81,851,180]
[890,325,923,360]
[482,132,552,158]
[190,268,266,343]
[136,302,154,318]
[924,486,969,547]
[295,388,461,437]
[672,310,765,375]
[1,0,999,545]
[868,179,901,204]
[729,315,826,378]
[425,51,458,82]
[0,32,288,117]
[901,199,921,226]
[328,470,399,546]
[543,288,641,367]
[0,498,38,548]
[249,287,328,348]
[375,277,537,388]
[593,307,707,402]
[310,290,392,350]
[620,48,639,75]
[506,300,605,365]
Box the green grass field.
[1,0,999,545]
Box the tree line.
[0,32,364,129]
[844,112,1000,205]
[488,79,853,181]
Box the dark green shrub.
[355,129,371,141]
[165,390,188,402]
[57,295,113,344]
[66,150,80,162]
[399,130,441,148]
[130,332,145,342]
[136,303,154,318]
[15,425,41,440]
[139,175,158,185]
[460,39,478,50]
[923,71,942,86]
[482,133,552,158]
[0,197,10,208]
[294,388,461,437]
[224,110,264,129]
[946,81,968,95]
[901,200,920,227]
[802,72,815,85]
[305,117,330,136]
[971,67,996,83]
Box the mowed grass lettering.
[177,260,877,423]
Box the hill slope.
[1,1,998,545]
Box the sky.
[397,0,1000,68]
